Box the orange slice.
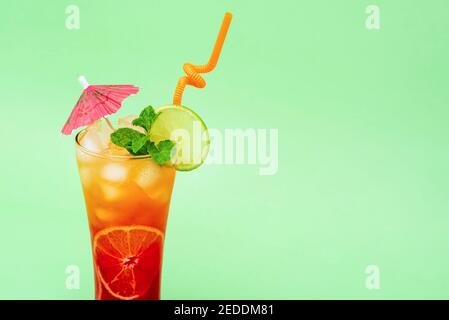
[93,225,164,300]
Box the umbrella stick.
[104,117,115,131]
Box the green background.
[1,0,448,299]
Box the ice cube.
[101,163,128,183]
[78,167,92,187]
[118,115,137,127]
[95,208,116,223]
[132,160,162,190]
[80,120,114,153]
[103,141,132,157]
[132,161,172,202]
[118,115,145,133]
[100,184,122,201]
[76,147,96,164]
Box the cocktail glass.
[75,129,175,300]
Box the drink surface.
[76,120,176,300]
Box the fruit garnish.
[150,105,209,171]
[94,225,164,300]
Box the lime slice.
[150,105,210,171]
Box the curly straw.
[173,12,233,105]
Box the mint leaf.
[110,128,147,155]
[111,128,145,148]
[132,135,148,153]
[131,117,147,131]
[132,106,158,132]
[110,105,176,163]
[147,140,175,165]
[140,106,158,123]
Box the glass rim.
[75,129,151,160]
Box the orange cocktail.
[75,125,175,300]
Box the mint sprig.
[147,140,175,164]
[132,106,158,132]
[110,106,175,164]
[110,128,147,156]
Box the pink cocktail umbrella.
[61,76,139,135]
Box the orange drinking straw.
[173,12,233,105]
